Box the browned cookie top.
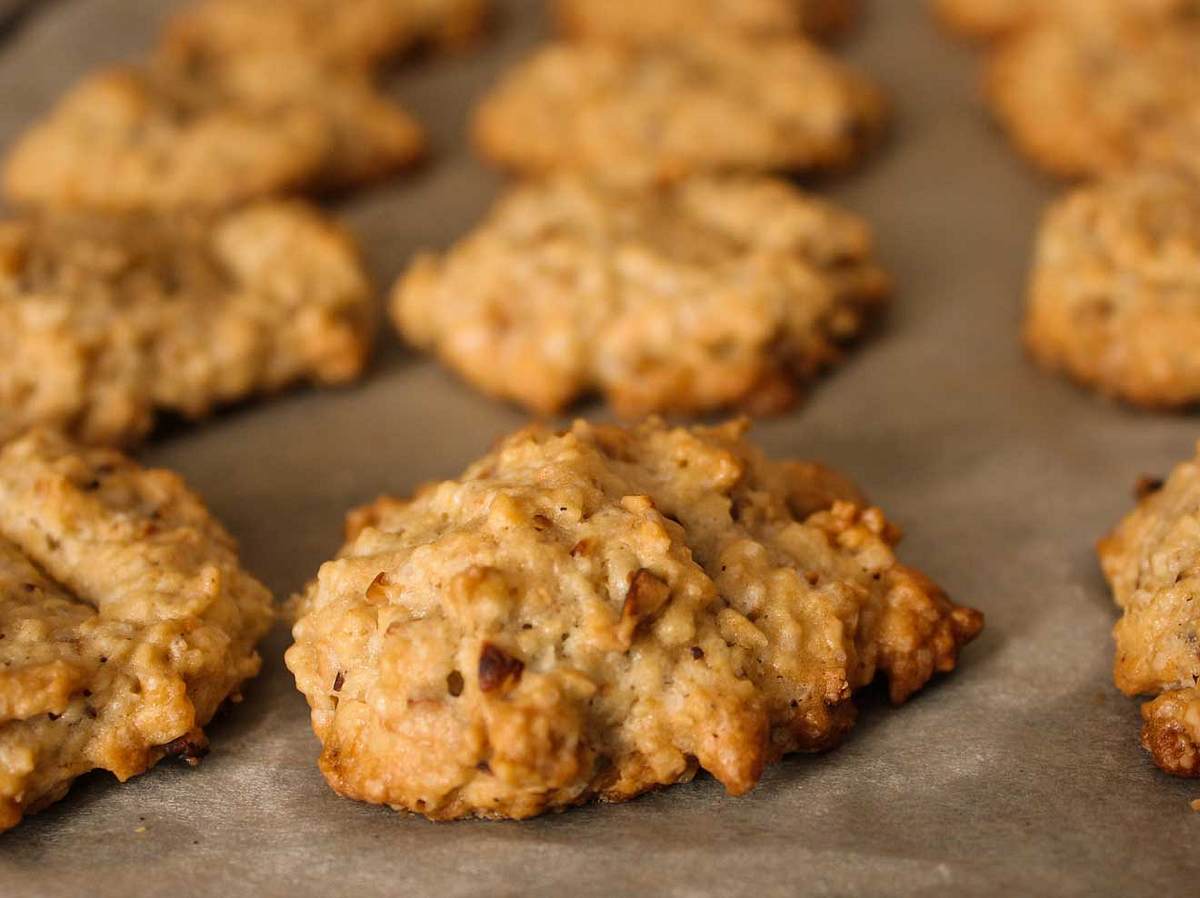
[163,0,488,71]
[473,36,887,180]
[0,201,374,447]
[4,52,424,212]
[392,175,890,417]
[1100,450,1200,777]
[286,418,982,820]
[554,0,858,44]
[985,11,1200,178]
[0,429,274,831]
[1024,166,1200,407]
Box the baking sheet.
[0,1,1197,895]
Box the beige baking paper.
[0,1,1196,895]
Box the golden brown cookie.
[1024,166,1200,408]
[162,0,488,71]
[0,429,274,831]
[933,0,1200,42]
[3,54,423,212]
[0,201,374,447]
[392,175,890,417]
[1100,451,1200,778]
[553,0,858,44]
[473,36,887,180]
[286,418,983,820]
[985,13,1200,179]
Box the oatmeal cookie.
[0,428,274,830]
[286,418,983,820]
[3,54,423,211]
[553,0,858,44]
[162,0,488,71]
[0,201,373,447]
[473,36,886,180]
[985,13,1200,178]
[1024,166,1200,408]
[934,0,1200,42]
[392,176,890,417]
[1100,451,1200,777]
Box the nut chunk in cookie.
[3,53,424,212]
[1100,448,1200,777]
[473,36,887,180]
[0,429,274,831]
[1024,167,1200,408]
[392,176,890,417]
[286,419,982,820]
[163,0,488,71]
[985,12,1200,179]
[554,0,858,44]
[0,201,374,447]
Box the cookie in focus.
[286,418,983,820]
[0,429,274,831]
[1100,452,1200,777]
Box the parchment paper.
[0,1,1196,895]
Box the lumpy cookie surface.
[286,418,982,820]
[473,36,886,180]
[392,176,890,416]
[0,429,274,830]
[0,201,373,447]
[932,0,1197,41]
[554,0,858,44]
[1100,450,1200,777]
[1024,167,1200,408]
[985,12,1200,178]
[163,0,488,70]
[3,54,423,211]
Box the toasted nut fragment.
[478,643,524,693]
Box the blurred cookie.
[286,417,982,820]
[392,175,890,416]
[473,36,886,180]
[3,54,423,211]
[0,201,373,447]
[933,0,1200,42]
[0,429,274,831]
[1100,451,1200,777]
[985,14,1200,178]
[554,0,858,44]
[1024,167,1200,407]
[162,0,487,71]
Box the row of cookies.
[0,0,483,829]
[0,2,989,829]
[283,0,986,822]
[388,0,896,418]
[0,0,493,448]
[935,0,1200,780]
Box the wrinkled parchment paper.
[0,1,1197,895]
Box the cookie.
[1024,166,1200,408]
[3,54,424,211]
[0,428,274,830]
[162,0,488,72]
[0,201,373,447]
[985,13,1200,178]
[553,0,858,44]
[473,36,887,180]
[1099,451,1200,777]
[286,418,983,820]
[934,0,1200,42]
[392,176,890,417]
